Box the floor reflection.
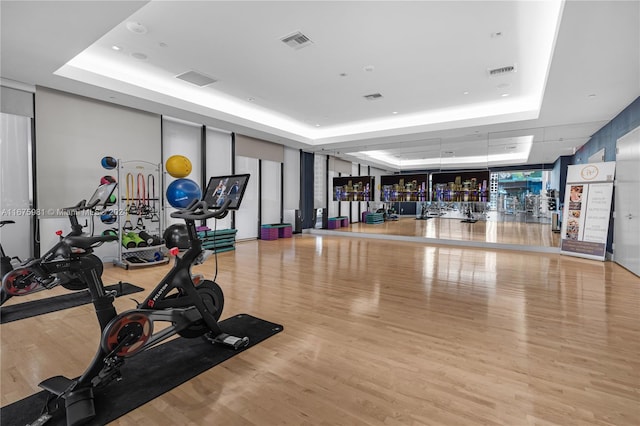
[328,217,561,249]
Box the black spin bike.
[0,183,118,306]
[34,174,251,426]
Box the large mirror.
[327,123,598,250]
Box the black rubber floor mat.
[0,282,144,324]
[0,314,283,426]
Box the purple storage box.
[260,226,279,240]
[278,226,292,238]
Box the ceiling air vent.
[281,31,313,50]
[175,70,217,87]
[488,65,516,76]
[364,93,383,100]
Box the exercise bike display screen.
[87,182,117,208]
[203,174,250,210]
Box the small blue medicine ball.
[100,211,117,224]
[101,156,118,170]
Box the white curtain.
[261,160,281,225]
[234,156,259,239]
[205,127,233,230]
[0,113,32,260]
[162,117,202,227]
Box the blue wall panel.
[570,96,640,254]
[573,97,640,164]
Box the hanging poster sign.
[560,162,616,260]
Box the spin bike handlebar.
[64,198,101,212]
[37,198,118,261]
[170,199,232,221]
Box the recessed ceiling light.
[126,21,147,34]
[463,91,469,95]
[111,45,122,51]
[392,111,398,115]
[315,124,321,127]
[501,93,510,97]
[131,52,147,60]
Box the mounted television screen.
[203,174,250,210]
[431,170,490,202]
[333,176,374,201]
[380,174,429,202]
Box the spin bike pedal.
[26,413,52,426]
[38,375,75,395]
[39,376,96,426]
[206,332,250,350]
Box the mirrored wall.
[321,123,598,249]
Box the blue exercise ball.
[166,178,202,208]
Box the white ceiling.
[2,1,639,172]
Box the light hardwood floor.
[1,235,639,425]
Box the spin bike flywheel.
[60,254,103,291]
[2,267,41,296]
[101,311,153,357]
[177,280,225,338]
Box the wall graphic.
[380,174,429,202]
[332,176,374,201]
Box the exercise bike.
[36,175,251,426]
[0,183,117,306]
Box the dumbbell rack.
[113,159,168,270]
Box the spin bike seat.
[64,235,118,250]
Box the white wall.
[35,88,161,211]
[35,88,161,258]
[27,87,308,252]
